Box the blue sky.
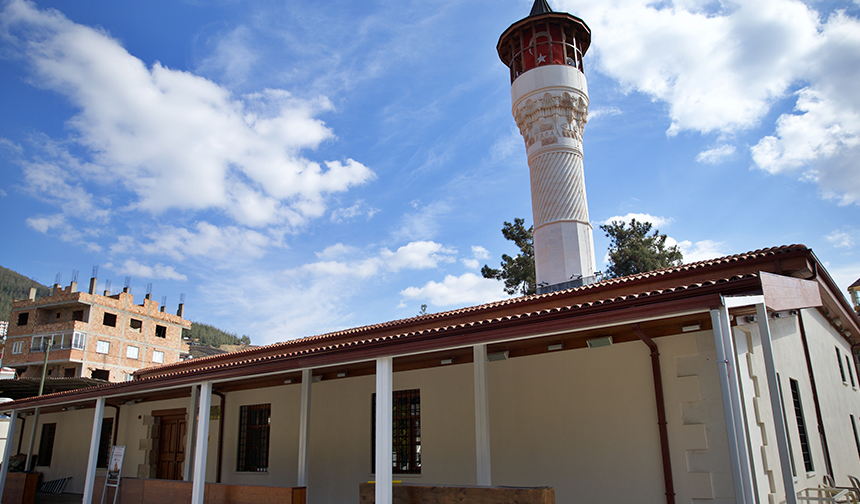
[1,0,858,345]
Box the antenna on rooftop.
[55,272,62,285]
[146,283,153,296]
[92,265,99,278]
[71,269,79,283]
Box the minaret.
[497,0,596,294]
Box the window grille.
[790,378,814,472]
[237,404,270,472]
[851,415,860,462]
[372,389,421,474]
[838,348,847,382]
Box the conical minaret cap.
[529,0,553,16]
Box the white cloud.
[600,213,673,228]
[1,0,375,229]
[111,259,188,281]
[394,201,451,241]
[194,25,258,88]
[588,106,622,121]
[110,222,272,261]
[380,241,457,271]
[696,144,736,164]
[330,200,378,223]
[26,213,102,251]
[400,273,507,308]
[461,245,491,269]
[675,239,729,263]
[826,230,855,248]
[489,128,522,162]
[559,0,860,204]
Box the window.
[126,346,139,359]
[155,325,167,338]
[11,341,23,354]
[17,312,29,326]
[790,378,814,472]
[72,310,84,322]
[96,340,110,354]
[852,415,860,462]
[129,319,142,332]
[63,367,76,378]
[30,336,48,352]
[37,423,57,467]
[152,350,164,364]
[372,389,421,474]
[237,404,271,472]
[103,313,117,327]
[72,332,86,350]
[96,418,114,468]
[838,348,847,382]
[847,356,856,387]
[91,369,109,380]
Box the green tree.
[481,218,536,296]
[599,218,683,278]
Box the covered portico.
[1,246,848,504]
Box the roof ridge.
[136,245,806,377]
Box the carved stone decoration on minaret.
[497,0,596,293]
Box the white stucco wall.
[798,309,860,485]
[1,328,746,504]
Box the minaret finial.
[530,0,553,16]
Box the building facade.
[3,277,190,383]
[0,246,858,504]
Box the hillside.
[0,266,51,321]
[183,322,252,347]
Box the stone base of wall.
[359,483,555,504]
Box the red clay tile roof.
[134,245,811,380]
[2,245,817,408]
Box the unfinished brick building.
[3,276,190,382]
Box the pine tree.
[600,219,683,278]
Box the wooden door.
[156,413,186,480]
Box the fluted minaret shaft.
[511,65,596,288]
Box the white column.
[183,385,200,481]
[718,305,756,504]
[298,369,312,488]
[710,309,747,504]
[473,344,492,486]
[0,410,19,501]
[756,303,798,504]
[191,382,212,504]
[375,357,393,504]
[25,407,39,471]
[82,398,106,504]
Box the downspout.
[797,311,834,479]
[632,324,676,504]
[213,390,225,484]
